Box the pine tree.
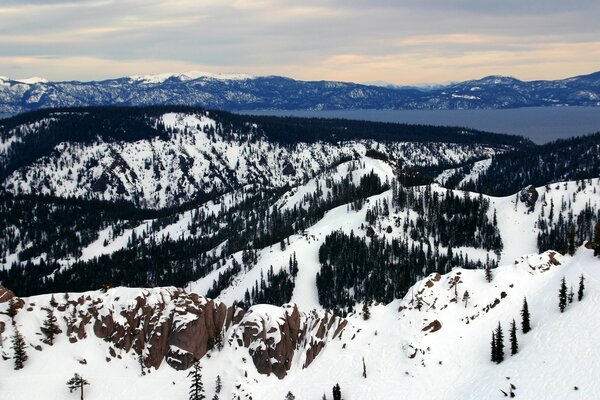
[567,225,576,256]
[66,373,90,400]
[594,222,600,256]
[362,356,367,378]
[495,322,504,364]
[510,319,518,355]
[462,290,470,308]
[332,384,342,400]
[188,361,205,400]
[559,276,568,313]
[490,331,497,363]
[485,265,493,283]
[578,274,585,301]
[11,327,28,370]
[41,307,61,345]
[215,375,222,395]
[568,286,574,303]
[521,297,531,334]
[362,303,370,320]
[284,391,296,400]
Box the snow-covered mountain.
[0,107,523,209]
[1,70,600,115]
[1,106,599,399]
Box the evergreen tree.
[362,303,370,320]
[568,286,574,304]
[284,391,296,400]
[510,319,518,355]
[11,327,28,370]
[594,222,600,256]
[578,274,585,301]
[495,322,504,364]
[332,384,342,400]
[485,265,493,283]
[567,225,576,255]
[521,297,531,334]
[66,373,90,400]
[188,361,205,400]
[462,290,470,308]
[41,307,61,345]
[559,276,568,313]
[490,331,497,363]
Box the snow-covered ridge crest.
[129,71,255,84]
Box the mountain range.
[1,70,600,116]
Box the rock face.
[519,185,539,212]
[232,304,348,378]
[0,285,14,303]
[0,287,349,378]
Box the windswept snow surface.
[1,249,598,399]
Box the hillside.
[1,247,598,399]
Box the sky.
[1,0,600,85]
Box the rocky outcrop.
[0,287,349,378]
[519,185,539,212]
[0,285,14,303]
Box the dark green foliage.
[536,192,599,255]
[578,274,585,301]
[510,319,518,355]
[362,303,371,320]
[459,133,600,196]
[559,277,568,313]
[66,373,90,400]
[206,261,242,299]
[568,225,576,256]
[41,306,61,345]
[332,384,342,400]
[316,230,493,310]
[1,164,386,296]
[521,297,531,334]
[495,322,505,364]
[11,327,28,370]
[188,361,205,400]
[490,331,497,363]
[285,391,296,400]
[243,261,297,308]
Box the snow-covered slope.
[1,247,597,399]
[1,111,506,209]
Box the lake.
[237,107,600,144]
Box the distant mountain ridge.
[1,70,600,115]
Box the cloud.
[0,0,599,84]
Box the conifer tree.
[578,274,585,301]
[490,331,497,363]
[485,265,493,283]
[41,307,61,345]
[594,222,600,256]
[188,361,205,400]
[11,327,27,370]
[521,297,531,334]
[462,290,470,308]
[568,286,574,304]
[495,322,504,364]
[510,319,518,355]
[284,391,296,400]
[559,277,568,313]
[362,303,370,320]
[567,225,576,256]
[332,384,342,400]
[66,373,90,400]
